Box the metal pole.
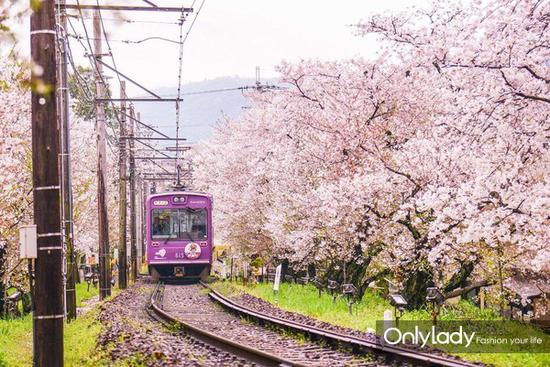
[117,81,127,289]
[59,0,77,321]
[94,10,111,299]
[31,0,64,364]
[129,107,137,282]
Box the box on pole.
[19,225,37,259]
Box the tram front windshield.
[151,208,207,241]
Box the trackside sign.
[273,264,282,292]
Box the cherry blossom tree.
[357,0,550,305]
[0,58,31,315]
[196,0,549,308]
[0,55,121,314]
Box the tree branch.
[444,280,494,299]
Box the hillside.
[134,76,275,143]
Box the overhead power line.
[68,33,183,45]
[68,14,179,25]
[95,0,123,90]
[60,4,194,13]
[174,0,206,179]
[66,14,120,154]
[141,0,158,7]
[63,0,200,181]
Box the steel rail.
[201,282,482,367]
[148,282,303,367]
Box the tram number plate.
[175,252,185,259]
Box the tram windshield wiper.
[163,231,175,245]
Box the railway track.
[150,282,384,366]
[149,281,483,367]
[149,282,297,366]
[200,282,483,367]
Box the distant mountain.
[134,76,276,143]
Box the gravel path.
[97,281,254,366]
[77,295,100,316]
[163,283,389,366]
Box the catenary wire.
[174,0,206,179]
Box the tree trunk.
[0,282,4,318]
[396,216,435,309]
[402,266,434,309]
[307,263,316,279]
[323,241,386,299]
[443,260,475,294]
[281,258,290,280]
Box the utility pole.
[94,10,111,299]
[118,81,127,289]
[31,0,64,365]
[129,107,137,281]
[58,0,77,321]
[142,180,149,262]
[141,179,148,264]
[136,175,143,262]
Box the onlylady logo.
[377,320,550,353]
[383,326,476,348]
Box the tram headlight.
[184,242,201,259]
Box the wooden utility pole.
[31,0,64,365]
[58,0,77,321]
[118,81,128,289]
[129,107,137,281]
[94,10,111,299]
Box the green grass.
[64,308,105,366]
[216,281,393,330]
[75,281,99,307]
[0,314,32,366]
[0,282,106,367]
[217,281,550,367]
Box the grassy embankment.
[0,282,125,367]
[215,281,550,367]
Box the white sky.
[8,0,429,97]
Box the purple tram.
[145,191,213,280]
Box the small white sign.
[153,200,168,206]
[154,248,167,258]
[19,225,37,259]
[273,264,282,291]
